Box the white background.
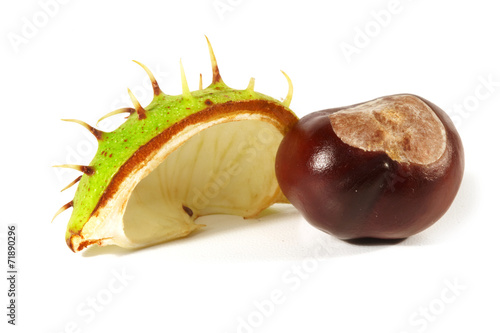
[1,0,499,332]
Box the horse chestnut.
[276,94,464,240]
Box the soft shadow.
[82,244,135,257]
[80,204,300,258]
[190,204,301,239]
[345,237,406,246]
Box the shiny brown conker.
[275,94,464,240]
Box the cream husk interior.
[115,119,283,246]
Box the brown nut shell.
[275,94,464,240]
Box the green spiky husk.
[65,81,295,243]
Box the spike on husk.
[96,108,134,126]
[205,35,223,85]
[127,89,147,120]
[52,201,73,223]
[53,164,94,176]
[179,59,192,98]
[132,60,162,96]
[61,119,103,140]
[60,176,82,192]
[246,77,255,91]
[281,71,293,107]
